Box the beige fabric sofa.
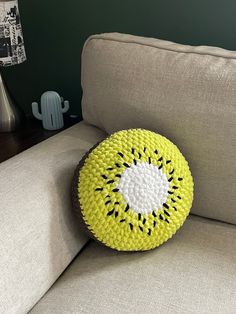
[1,33,235,314]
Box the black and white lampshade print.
[0,0,26,66]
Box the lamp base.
[0,71,23,132]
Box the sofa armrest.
[0,121,107,313]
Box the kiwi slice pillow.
[72,129,194,251]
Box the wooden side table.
[0,115,80,163]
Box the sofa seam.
[83,34,236,61]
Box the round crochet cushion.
[72,129,194,251]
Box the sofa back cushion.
[81,33,236,225]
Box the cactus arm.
[32,102,42,120]
[61,100,69,113]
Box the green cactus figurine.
[32,91,69,130]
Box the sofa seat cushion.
[30,215,236,314]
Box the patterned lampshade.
[0,0,26,66]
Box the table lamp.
[0,0,26,132]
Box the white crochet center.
[117,162,170,214]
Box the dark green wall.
[3,0,236,117]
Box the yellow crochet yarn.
[76,129,194,251]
